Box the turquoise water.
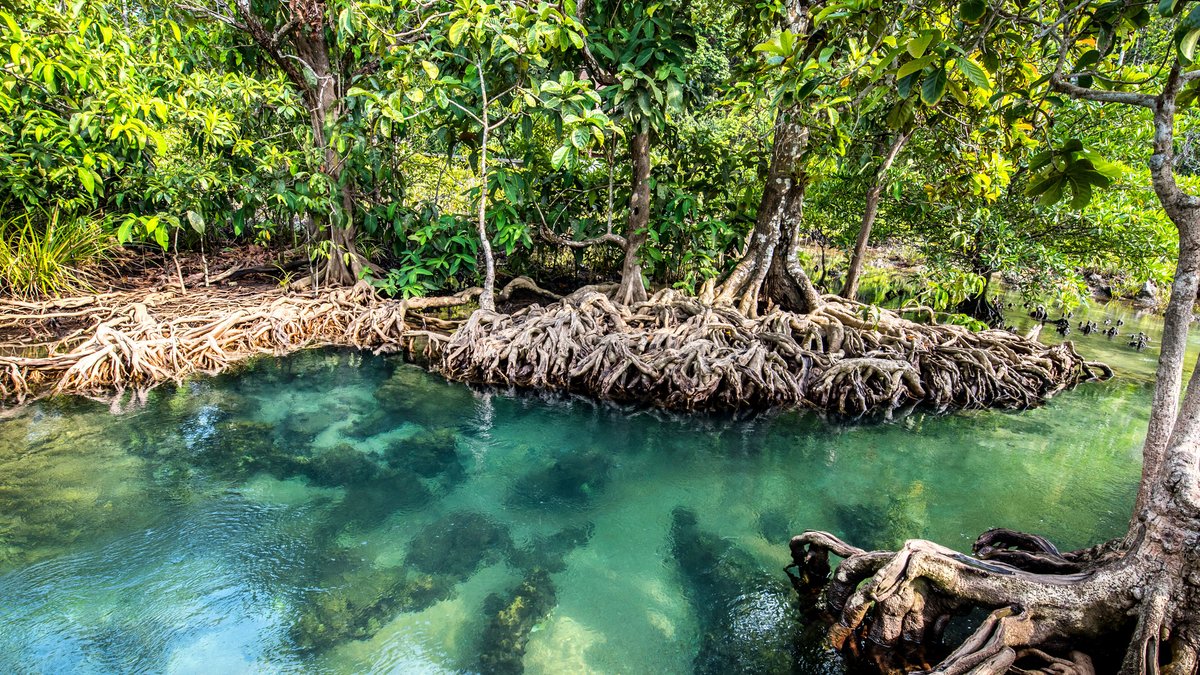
[0,300,1186,674]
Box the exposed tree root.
[788,515,1200,674]
[0,281,480,404]
[438,288,1111,417]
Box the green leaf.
[897,54,938,80]
[153,222,169,249]
[907,30,938,58]
[1038,178,1064,205]
[959,0,987,22]
[550,145,569,169]
[1075,49,1101,70]
[186,210,205,234]
[421,61,439,79]
[1175,6,1200,62]
[955,57,990,89]
[1028,150,1054,171]
[1026,173,1059,197]
[448,19,469,46]
[1069,176,1093,208]
[570,127,590,149]
[77,167,94,195]
[920,66,948,106]
[1161,0,1184,16]
[117,219,135,244]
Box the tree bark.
[617,131,651,305]
[476,89,497,312]
[790,57,1200,675]
[712,0,820,316]
[223,0,363,286]
[841,130,911,300]
[713,108,821,316]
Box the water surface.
[0,300,1186,673]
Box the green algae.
[476,569,558,675]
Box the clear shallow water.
[0,299,1190,674]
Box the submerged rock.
[756,509,793,545]
[375,366,474,426]
[384,428,463,481]
[300,444,381,488]
[475,568,558,675]
[507,449,613,510]
[291,563,453,652]
[507,523,594,573]
[670,508,805,674]
[406,511,514,581]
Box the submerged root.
[438,288,1109,416]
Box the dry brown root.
[0,281,480,404]
[787,524,1200,675]
[437,289,1110,416]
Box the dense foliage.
[0,0,1188,310]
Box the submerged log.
[437,288,1111,417]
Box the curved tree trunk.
[713,0,819,317]
[841,130,911,300]
[219,0,365,287]
[713,109,821,316]
[617,131,651,305]
[791,60,1200,675]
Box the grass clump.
[0,208,115,298]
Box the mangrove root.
[0,281,479,404]
[437,288,1111,417]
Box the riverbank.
[1,267,1110,420]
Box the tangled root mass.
[438,288,1111,417]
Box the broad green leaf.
[77,167,94,195]
[897,54,938,80]
[186,210,205,234]
[955,57,990,89]
[960,0,986,22]
[920,66,948,106]
[907,30,938,58]
[449,19,469,46]
[1069,176,1093,208]
[1176,6,1200,62]
[551,145,569,169]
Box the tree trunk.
[713,108,821,316]
[296,28,362,287]
[790,61,1200,675]
[617,131,651,305]
[840,130,911,300]
[477,112,497,312]
[224,0,364,287]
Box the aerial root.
[438,288,1109,416]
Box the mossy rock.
[324,470,432,531]
[475,568,557,675]
[384,428,462,480]
[298,444,382,488]
[291,565,453,652]
[507,523,594,574]
[374,366,474,426]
